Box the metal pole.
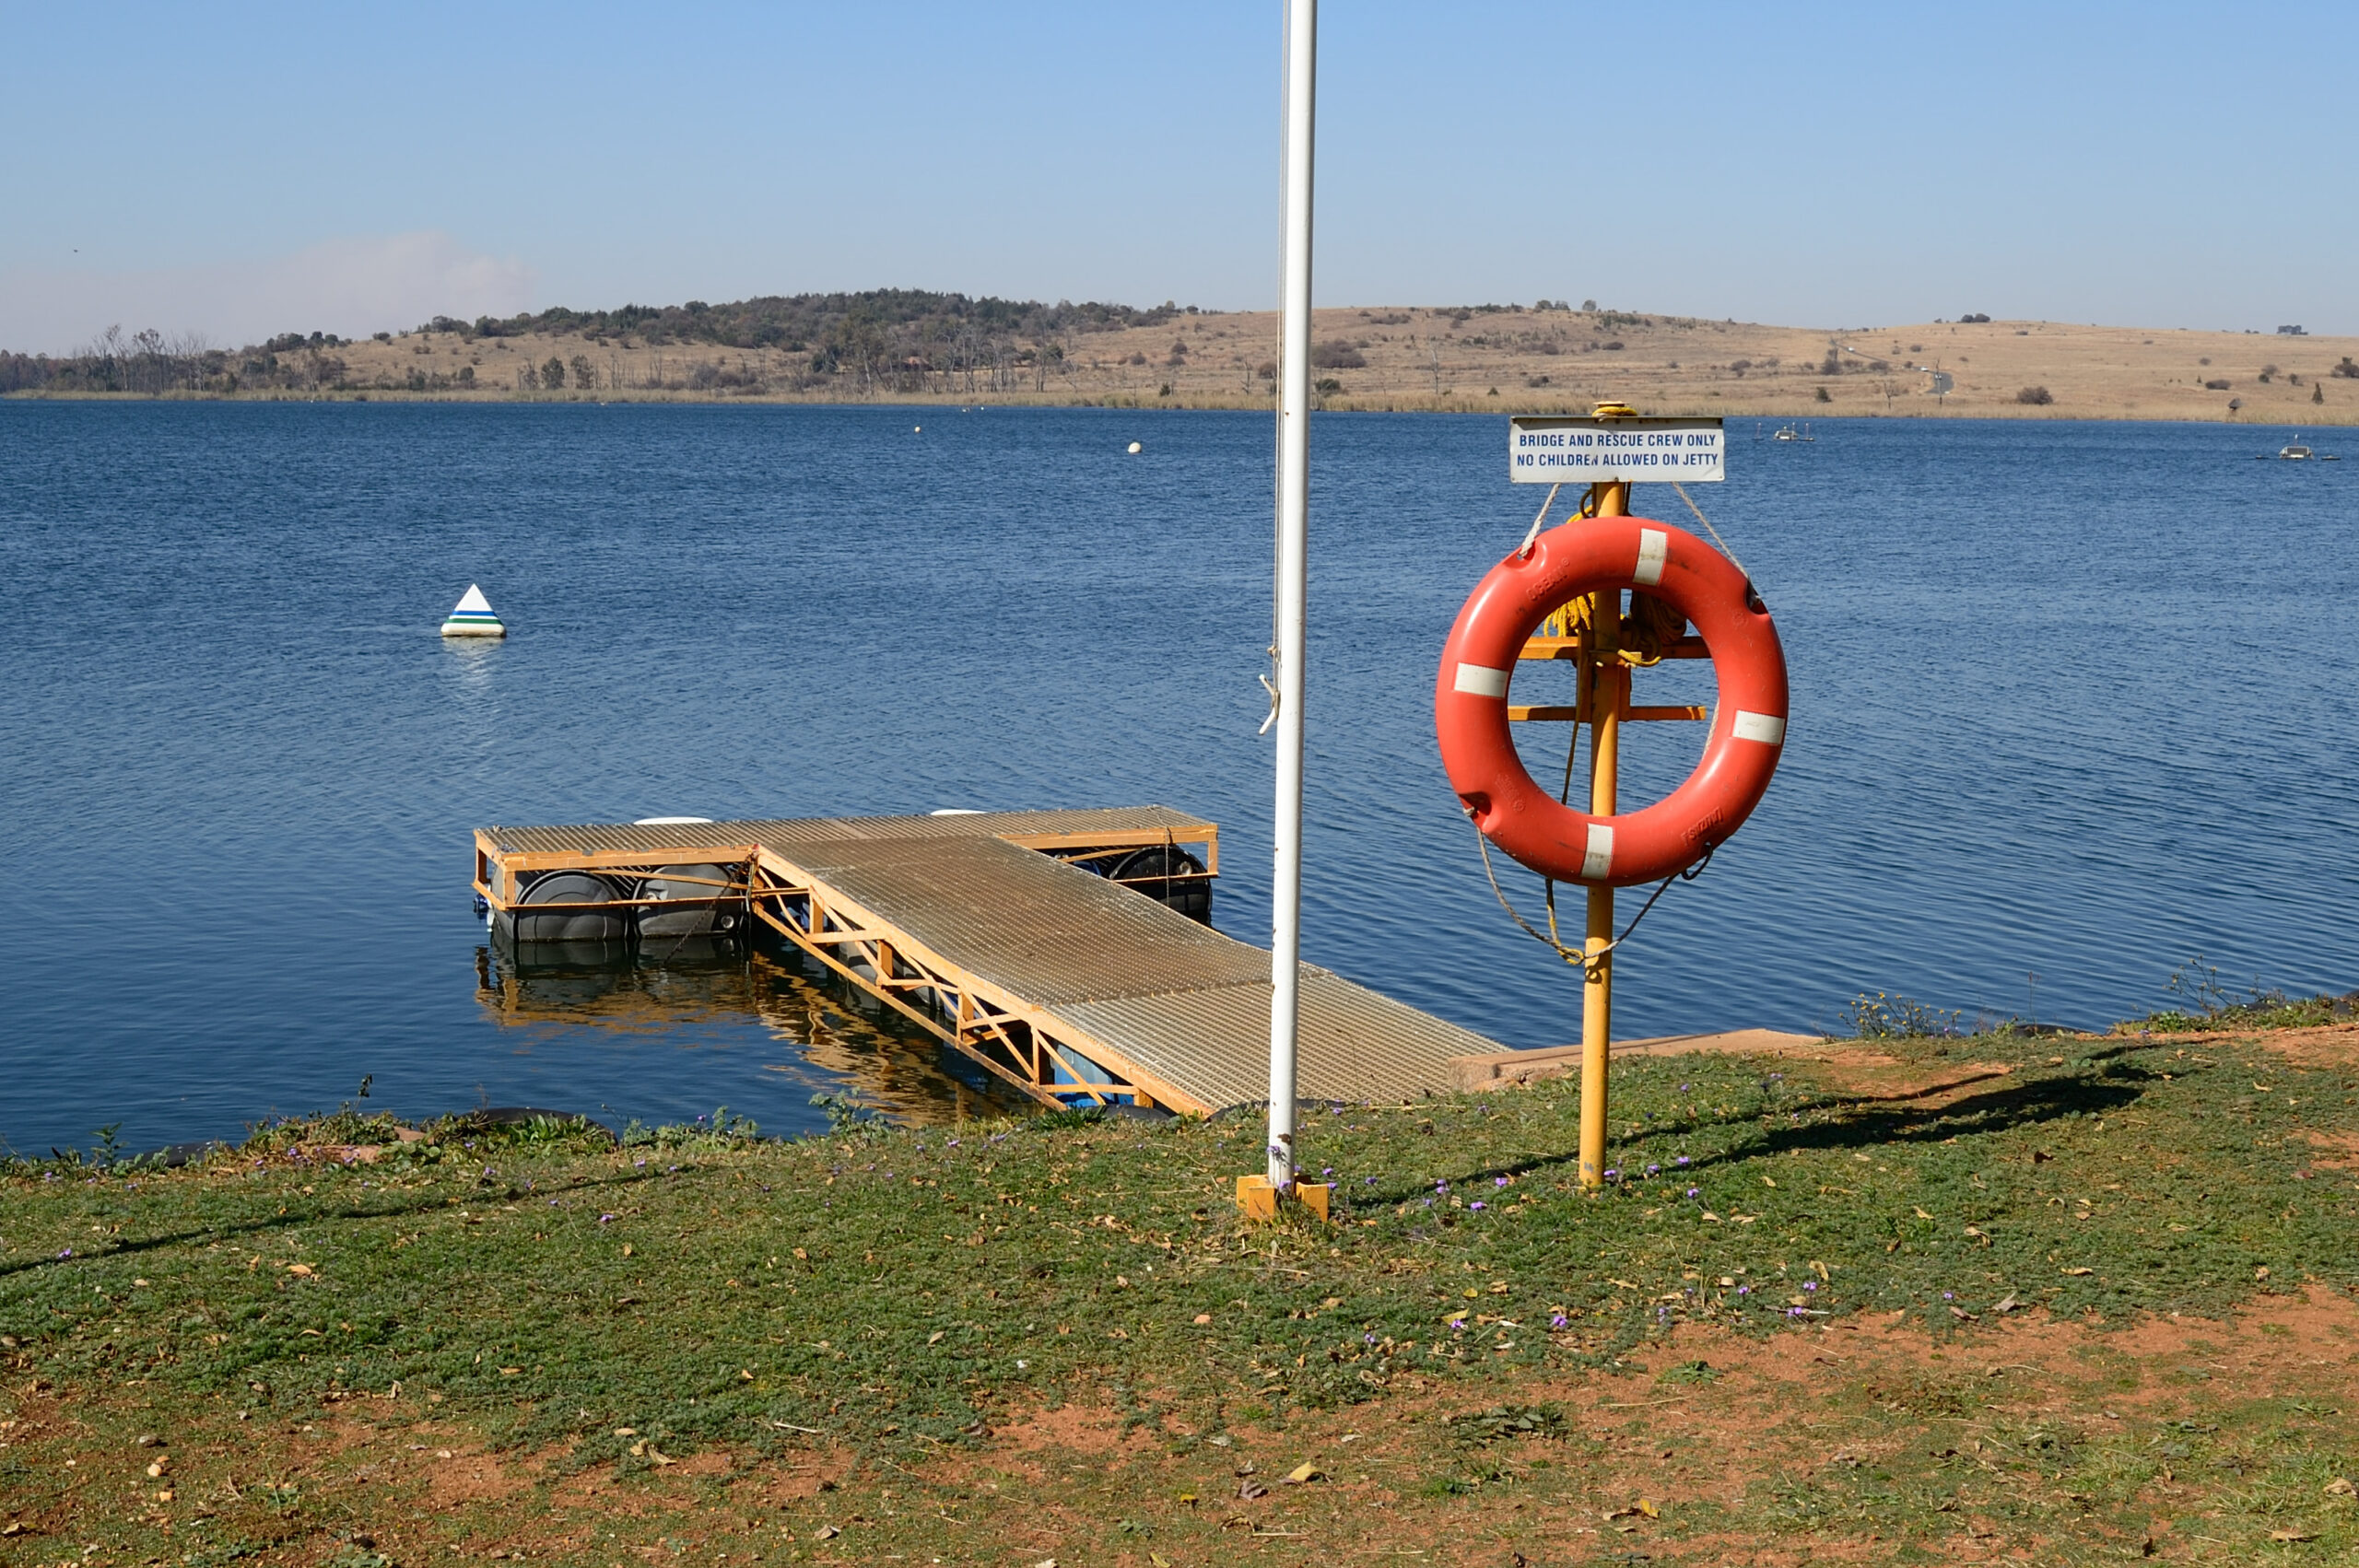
[1579,479,1629,1187]
[1267,0,1317,1195]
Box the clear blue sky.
[3,1,2352,350]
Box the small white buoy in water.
[914,425,922,433]
[441,584,505,638]
[1127,440,1142,454]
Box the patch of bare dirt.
[2239,1021,2359,1069]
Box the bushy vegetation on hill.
[0,325,355,396]
[455,288,1181,351]
[0,290,1193,398]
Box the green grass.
[6,1030,2359,1562]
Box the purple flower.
[1436,1180,1449,1192]
[1802,1281,1818,1292]
[635,1158,648,1168]
[57,1246,72,1258]
[1646,1164,1661,1176]
[1321,1166,1333,1178]
[1675,1155,1691,1167]
[946,1139,960,1147]
[1363,1332,1378,1344]
[1469,1200,1486,1211]
[1550,1313,1568,1328]
[1789,1306,1808,1318]
[484,1166,497,1178]
[1495,1176,1510,1188]
[1686,1188,1700,1199]
[1602,1168,1619,1180]
[1942,1291,1955,1301]
[1364,1176,1377,1186]
[549,1199,559,1207]
[1737,1285,1751,1295]
[1679,1082,1690,1091]
[599,1213,616,1223]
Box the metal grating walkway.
[473,807,1503,1115]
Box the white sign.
[1508,415,1725,484]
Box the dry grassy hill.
[313,307,2359,425]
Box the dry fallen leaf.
[812,1526,839,1540]
[1282,1461,1323,1484]
[285,1263,314,1277]
[2271,1529,2315,1542]
[2326,1476,2356,1496]
[1992,1294,2020,1314]
[1235,1478,1268,1501]
[645,1445,675,1467]
[613,1427,637,1437]
[2061,1267,2095,1277]
[1193,1313,1214,1325]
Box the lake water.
[2,404,2353,1156]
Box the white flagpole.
[1268,0,1317,1194]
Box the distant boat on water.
[1771,422,1815,443]
[2258,435,2340,461]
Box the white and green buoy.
[441,584,506,638]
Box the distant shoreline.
[8,388,2356,429]
[10,303,2358,427]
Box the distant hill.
[0,288,1191,397]
[6,293,2356,425]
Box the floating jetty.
[473,806,1505,1115]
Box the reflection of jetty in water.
[473,938,1032,1125]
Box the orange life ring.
[1434,516,1788,887]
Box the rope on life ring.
[1433,514,1789,890]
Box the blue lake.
[1,403,2352,1155]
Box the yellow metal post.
[1579,479,1630,1188]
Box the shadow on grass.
[1396,1058,2164,1200]
[0,1164,678,1283]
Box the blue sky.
[3,1,2352,350]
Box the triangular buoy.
[441,583,506,638]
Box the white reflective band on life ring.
[1732,710,1787,744]
[1452,662,1510,698]
[1581,823,1614,880]
[1635,528,1669,586]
